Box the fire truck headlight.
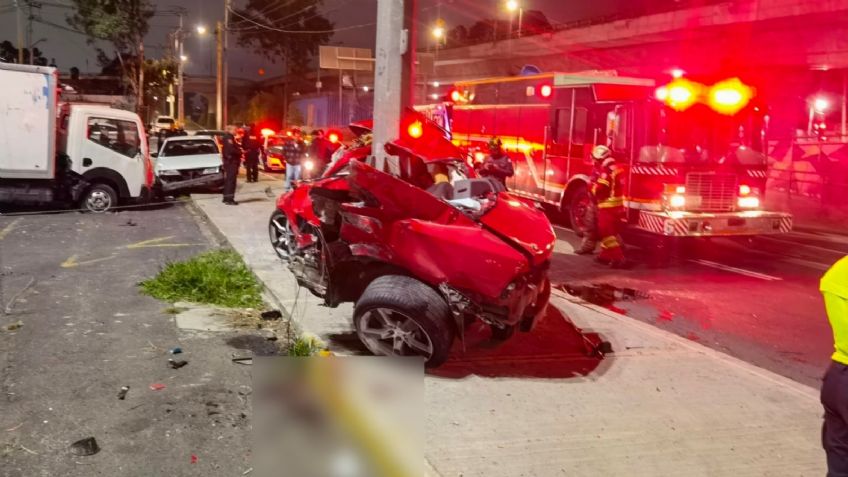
[669,194,686,208]
[303,159,315,172]
[738,196,760,209]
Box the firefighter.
[574,157,603,255]
[477,138,514,188]
[588,145,627,267]
[821,256,848,474]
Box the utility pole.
[177,13,185,126]
[215,21,223,129]
[14,0,24,64]
[372,0,416,174]
[223,0,230,128]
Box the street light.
[180,54,188,62]
[195,25,207,35]
[431,24,445,40]
[505,0,523,38]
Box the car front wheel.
[354,275,455,367]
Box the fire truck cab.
[429,72,792,238]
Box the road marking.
[690,259,783,281]
[61,254,118,268]
[783,257,830,272]
[760,235,848,256]
[123,236,204,249]
[0,218,21,241]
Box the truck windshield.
[161,140,219,157]
[642,101,767,164]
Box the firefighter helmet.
[591,145,612,161]
[488,137,502,149]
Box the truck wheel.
[567,184,593,238]
[81,183,117,213]
[268,210,294,261]
[354,275,455,367]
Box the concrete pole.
[215,21,223,130]
[14,0,24,64]
[177,14,185,126]
[372,0,416,174]
[223,0,230,128]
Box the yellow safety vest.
[822,256,848,365]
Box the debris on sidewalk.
[70,437,100,456]
[260,310,283,321]
[168,347,183,355]
[4,320,23,331]
[555,282,649,307]
[168,359,188,369]
[117,386,130,400]
[149,383,166,391]
[190,454,198,464]
[231,355,253,365]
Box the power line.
[228,6,374,34]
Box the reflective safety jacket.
[822,256,848,365]
[591,162,625,209]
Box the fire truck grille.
[685,173,738,211]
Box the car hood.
[156,154,222,172]
[479,193,555,265]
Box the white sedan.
[154,136,224,193]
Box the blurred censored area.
[254,357,424,477]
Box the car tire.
[354,275,455,367]
[81,183,118,213]
[268,210,293,261]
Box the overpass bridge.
[431,0,848,138]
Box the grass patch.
[287,333,327,357]
[140,249,263,308]
[163,306,189,315]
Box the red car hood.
[479,193,556,265]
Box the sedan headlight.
[201,167,220,174]
[158,169,180,176]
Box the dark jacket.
[479,152,514,184]
[221,133,242,163]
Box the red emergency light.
[286,130,293,137]
[708,78,753,115]
[328,132,339,144]
[407,120,424,139]
[260,128,275,137]
[450,89,462,102]
[657,78,702,112]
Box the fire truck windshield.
[641,101,767,165]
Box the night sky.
[0,0,636,78]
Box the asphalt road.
[0,202,258,476]
[549,225,847,388]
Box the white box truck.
[0,63,153,212]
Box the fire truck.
[421,73,792,239]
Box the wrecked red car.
[268,114,555,366]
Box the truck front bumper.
[635,210,793,237]
[159,172,224,193]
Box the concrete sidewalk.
[194,177,826,476]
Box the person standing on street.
[310,129,330,175]
[283,129,305,191]
[221,126,242,205]
[574,148,605,255]
[242,124,261,183]
[587,145,627,268]
[821,256,848,475]
[476,137,514,189]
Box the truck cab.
[59,103,153,211]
